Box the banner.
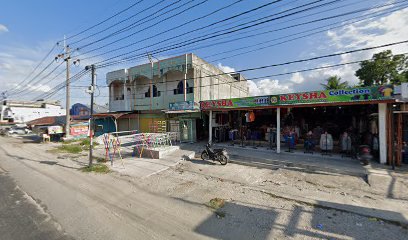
[169,101,199,111]
[200,86,394,110]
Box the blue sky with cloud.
[0,0,407,106]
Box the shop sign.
[48,125,63,134]
[200,86,394,109]
[169,101,197,111]
[70,123,89,137]
[200,96,271,110]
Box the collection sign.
[169,101,198,111]
[200,86,394,110]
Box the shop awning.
[92,112,131,119]
[162,109,200,114]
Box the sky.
[1,0,408,107]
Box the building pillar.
[123,82,128,111]
[109,84,114,111]
[378,103,387,164]
[277,108,281,153]
[209,110,213,144]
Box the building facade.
[0,100,65,123]
[105,53,249,141]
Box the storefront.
[164,101,205,142]
[200,86,396,164]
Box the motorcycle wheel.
[219,155,228,165]
[201,151,209,160]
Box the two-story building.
[105,53,249,142]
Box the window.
[145,85,161,97]
[174,81,193,95]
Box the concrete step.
[229,153,368,178]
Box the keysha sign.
[200,86,394,110]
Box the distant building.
[0,100,65,123]
[105,53,249,141]
[70,103,109,120]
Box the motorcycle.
[201,143,229,165]
[356,145,373,165]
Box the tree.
[320,75,349,90]
[355,50,408,86]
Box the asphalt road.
[0,168,73,240]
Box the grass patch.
[95,157,107,163]
[51,145,83,154]
[80,164,110,173]
[62,139,81,144]
[207,198,225,210]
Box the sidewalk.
[180,142,408,178]
[92,145,194,178]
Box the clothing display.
[245,112,255,123]
[370,120,378,135]
[229,129,238,140]
[304,132,315,153]
[320,133,333,151]
[340,133,352,151]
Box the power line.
[75,0,207,51]
[96,1,402,69]
[151,3,406,63]
[6,43,59,95]
[92,0,342,67]
[82,40,408,94]
[68,0,168,46]
[63,0,146,41]
[74,0,284,58]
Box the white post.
[378,103,387,164]
[109,84,114,111]
[209,110,213,143]
[277,108,281,153]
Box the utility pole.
[184,53,187,101]
[56,37,79,138]
[86,65,96,166]
[64,36,71,138]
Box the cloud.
[0,24,8,33]
[289,72,304,84]
[217,63,235,73]
[285,8,408,92]
[248,79,292,96]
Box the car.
[7,127,31,135]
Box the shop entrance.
[179,119,194,142]
[210,104,381,161]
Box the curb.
[229,155,368,178]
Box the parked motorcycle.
[356,145,373,165]
[201,143,229,165]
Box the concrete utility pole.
[55,37,79,138]
[184,54,187,101]
[64,36,71,138]
[86,65,96,166]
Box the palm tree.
[320,76,349,90]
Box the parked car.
[7,127,31,135]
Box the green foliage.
[207,198,225,210]
[55,145,83,154]
[355,50,408,86]
[320,76,349,90]
[81,164,110,173]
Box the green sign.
[200,86,394,110]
